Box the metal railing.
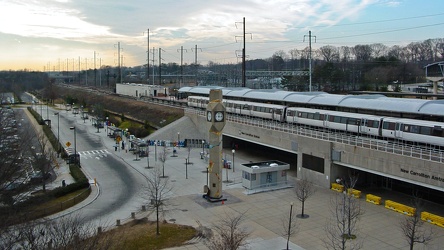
[245,181,294,195]
[185,108,444,163]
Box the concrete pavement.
[47,114,444,250]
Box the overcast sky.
[1,0,443,71]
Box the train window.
[432,126,443,136]
[373,121,379,128]
[367,120,374,127]
[319,114,325,120]
[340,117,347,124]
[301,112,308,118]
[333,116,341,123]
[307,113,314,119]
[242,104,249,110]
[314,113,320,120]
[275,109,281,114]
[410,125,419,133]
[403,125,409,132]
[348,118,356,124]
[288,110,296,116]
[396,123,401,130]
[419,126,431,135]
[329,115,335,122]
[385,122,395,130]
[361,120,367,126]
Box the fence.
[30,186,91,219]
[185,108,444,163]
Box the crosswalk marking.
[78,149,110,159]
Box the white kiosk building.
[240,160,290,190]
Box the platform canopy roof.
[179,86,444,116]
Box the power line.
[320,22,444,41]
[294,12,444,29]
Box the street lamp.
[70,127,79,167]
[54,112,60,157]
[232,149,235,172]
[287,202,294,250]
[201,140,205,159]
[177,132,180,148]
[185,158,188,179]
[146,147,150,168]
[154,140,157,162]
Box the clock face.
[206,111,212,122]
[215,111,224,122]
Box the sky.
[1,0,443,71]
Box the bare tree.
[400,195,434,250]
[205,211,250,250]
[1,214,120,250]
[324,175,363,250]
[319,45,340,62]
[145,167,173,236]
[31,131,57,192]
[294,178,316,218]
[158,145,168,178]
[281,202,298,250]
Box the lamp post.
[54,112,60,157]
[201,140,205,159]
[96,117,100,133]
[232,149,235,172]
[154,140,157,162]
[287,202,294,250]
[185,158,188,179]
[177,132,180,148]
[69,127,78,167]
[146,146,150,168]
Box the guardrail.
[185,108,444,163]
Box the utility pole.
[152,47,155,85]
[242,17,246,87]
[159,48,162,85]
[235,17,251,88]
[78,56,80,84]
[99,58,102,87]
[120,55,124,84]
[115,42,123,85]
[177,46,187,88]
[191,45,202,86]
[144,29,150,84]
[85,58,88,86]
[303,31,316,92]
[94,51,97,87]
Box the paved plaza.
[49,116,444,250]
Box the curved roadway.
[23,93,148,227]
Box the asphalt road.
[20,95,148,227]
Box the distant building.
[116,83,169,98]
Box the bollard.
[97,226,102,234]
[116,219,121,226]
[142,205,146,211]
[94,178,97,185]
[131,212,135,219]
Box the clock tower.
[205,89,226,200]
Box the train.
[187,96,444,147]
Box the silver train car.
[188,96,444,147]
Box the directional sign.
[66,141,71,147]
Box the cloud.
[0,0,383,69]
